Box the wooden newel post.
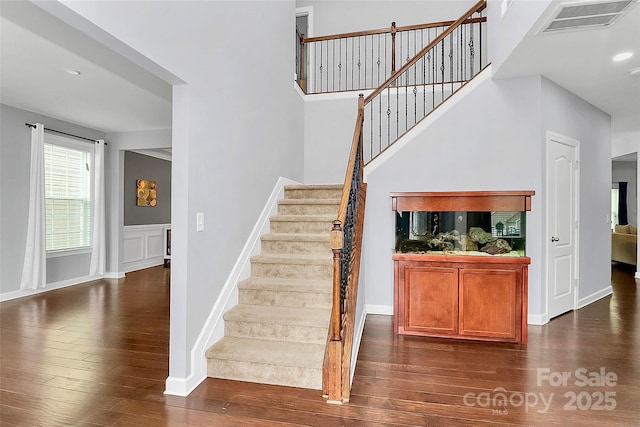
[330,220,343,341]
[299,34,306,92]
[391,22,397,76]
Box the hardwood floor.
[1,264,638,426]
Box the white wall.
[611,114,640,158]
[57,0,305,392]
[0,104,106,296]
[297,0,477,36]
[303,91,361,184]
[540,77,611,307]
[362,73,544,313]
[488,0,552,79]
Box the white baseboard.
[105,271,125,279]
[164,176,300,397]
[365,304,393,315]
[0,274,102,302]
[528,313,549,325]
[164,374,205,398]
[578,285,613,309]
[123,257,164,273]
[634,271,640,279]
[349,305,368,386]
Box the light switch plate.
[197,212,204,231]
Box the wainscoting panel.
[123,224,170,273]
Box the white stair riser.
[261,239,331,255]
[251,262,332,280]
[224,320,327,345]
[207,359,322,389]
[270,219,335,234]
[278,203,339,216]
[239,288,331,309]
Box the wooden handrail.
[364,0,487,104]
[303,16,485,43]
[337,96,365,223]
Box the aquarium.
[395,210,526,256]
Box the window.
[44,135,93,252]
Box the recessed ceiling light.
[613,52,633,62]
[65,68,81,76]
[630,67,640,77]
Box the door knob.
[551,236,559,242]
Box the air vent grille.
[541,0,636,33]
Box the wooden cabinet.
[391,191,533,343]
[393,254,529,343]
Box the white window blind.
[44,138,92,252]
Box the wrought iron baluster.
[369,97,375,159]
[440,40,445,102]
[396,75,399,140]
[331,39,335,91]
[370,34,374,88]
[422,29,426,117]
[319,41,324,92]
[480,15,484,70]
[378,93,382,156]
[377,34,381,86]
[358,36,362,90]
[386,87,391,147]
[351,38,354,90]
[449,32,454,92]
[469,18,475,75]
[459,25,463,84]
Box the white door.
[547,132,579,319]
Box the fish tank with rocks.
[395,210,526,256]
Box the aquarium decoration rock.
[468,227,497,244]
[480,239,512,255]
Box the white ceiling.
[1,0,639,134]
[494,0,640,120]
[0,0,172,133]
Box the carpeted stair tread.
[284,184,342,190]
[223,304,329,327]
[238,277,331,293]
[251,253,332,264]
[270,214,336,221]
[206,337,325,368]
[261,233,330,242]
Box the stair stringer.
[165,176,300,397]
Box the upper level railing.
[297,14,485,95]
[321,0,487,405]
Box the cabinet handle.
[551,236,559,242]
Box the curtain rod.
[25,123,107,145]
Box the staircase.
[205,184,342,389]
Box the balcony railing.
[297,15,485,95]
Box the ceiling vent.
[540,0,637,33]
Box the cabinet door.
[459,268,519,340]
[403,266,458,334]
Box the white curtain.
[89,140,106,276]
[20,123,47,290]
